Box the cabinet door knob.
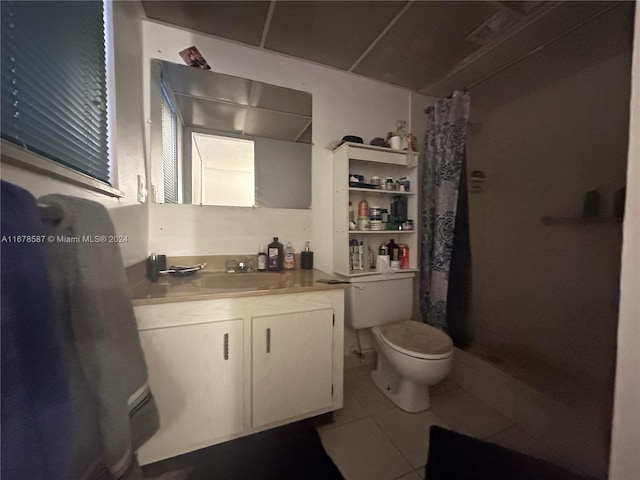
[223,333,229,360]
[266,328,271,354]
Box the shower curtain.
[420,91,472,344]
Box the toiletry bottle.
[147,253,159,282]
[257,246,267,272]
[267,237,283,271]
[350,239,359,271]
[358,241,365,270]
[301,241,314,269]
[388,238,400,269]
[283,242,296,270]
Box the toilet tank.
[346,273,415,329]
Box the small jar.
[370,176,381,188]
[385,177,394,191]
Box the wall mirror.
[149,59,312,208]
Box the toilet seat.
[374,320,453,360]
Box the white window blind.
[1,1,109,183]
[161,82,178,204]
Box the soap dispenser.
[283,242,296,270]
[301,241,314,269]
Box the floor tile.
[430,386,512,439]
[374,408,449,469]
[319,417,413,480]
[457,367,518,421]
[318,389,369,431]
[346,371,396,415]
[344,363,376,384]
[486,426,556,462]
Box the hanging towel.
[39,194,159,480]
[1,181,112,480]
[1,181,71,479]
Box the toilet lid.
[376,320,453,360]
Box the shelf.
[349,187,414,195]
[335,142,418,166]
[336,267,419,278]
[348,230,415,234]
[541,216,623,225]
[334,142,419,275]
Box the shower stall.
[438,5,634,477]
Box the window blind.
[1,1,109,183]
[161,81,178,204]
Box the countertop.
[130,269,350,306]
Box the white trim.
[104,0,119,190]
[1,141,124,198]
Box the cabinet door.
[137,319,244,464]
[252,309,333,428]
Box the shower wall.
[466,23,632,383]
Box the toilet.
[346,274,454,413]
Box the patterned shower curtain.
[420,91,471,335]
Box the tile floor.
[317,362,573,480]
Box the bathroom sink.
[197,272,287,290]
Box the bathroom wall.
[466,6,632,382]
[609,6,640,478]
[142,20,431,266]
[0,1,149,267]
[142,20,432,354]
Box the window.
[1,1,109,184]
[191,133,255,207]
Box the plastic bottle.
[350,239,359,271]
[257,246,267,272]
[267,237,283,271]
[283,242,296,270]
[388,238,400,269]
[301,241,314,269]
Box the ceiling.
[143,1,635,104]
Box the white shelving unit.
[333,142,419,277]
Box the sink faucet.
[226,258,255,273]
[238,258,255,272]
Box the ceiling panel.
[265,1,406,70]
[422,1,620,97]
[142,1,269,46]
[471,1,634,111]
[353,1,498,90]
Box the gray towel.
[39,195,159,480]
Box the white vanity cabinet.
[134,289,344,465]
[137,318,244,463]
[251,308,334,428]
